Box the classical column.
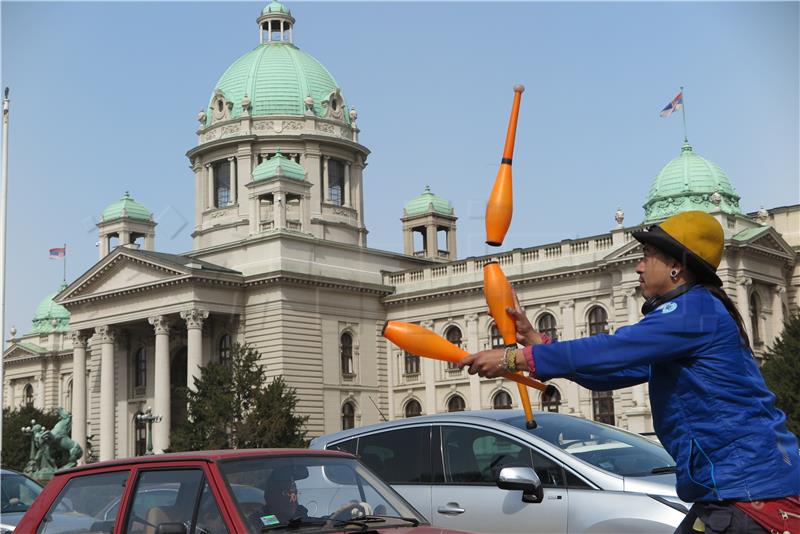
[228,157,237,204]
[206,163,215,209]
[115,332,129,458]
[426,224,438,258]
[559,300,581,414]
[447,228,457,259]
[421,320,436,414]
[737,277,753,340]
[275,192,286,228]
[625,288,639,325]
[95,326,116,461]
[181,309,209,392]
[36,372,45,409]
[343,162,351,207]
[148,316,171,453]
[71,332,88,463]
[773,286,786,341]
[322,156,330,202]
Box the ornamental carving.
[202,129,219,143]
[209,209,228,219]
[148,316,171,335]
[221,124,240,137]
[181,309,209,329]
[94,325,116,344]
[333,207,351,216]
[339,126,352,138]
[321,88,345,120]
[316,122,334,134]
[70,331,88,348]
[253,120,275,132]
[284,120,303,131]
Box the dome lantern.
[258,1,295,44]
[401,186,458,262]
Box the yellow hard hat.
[632,211,724,286]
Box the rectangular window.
[213,160,231,208]
[404,353,420,375]
[592,390,615,425]
[328,159,344,206]
[124,469,204,534]
[39,470,129,534]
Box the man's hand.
[507,290,538,346]
[458,349,507,378]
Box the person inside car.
[460,211,800,534]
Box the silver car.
[310,410,689,533]
[1,468,43,532]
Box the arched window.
[592,391,615,425]
[24,384,34,407]
[445,326,462,370]
[489,323,504,348]
[588,306,608,336]
[340,332,354,375]
[213,159,231,208]
[404,399,422,418]
[342,402,355,430]
[537,313,558,341]
[64,380,73,412]
[219,334,232,365]
[749,292,762,345]
[328,159,345,206]
[133,412,147,456]
[447,395,465,412]
[492,390,513,409]
[404,352,420,375]
[134,347,147,389]
[541,387,561,412]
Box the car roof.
[55,448,354,476]
[312,409,577,444]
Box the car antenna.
[368,395,388,422]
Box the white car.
[310,410,689,533]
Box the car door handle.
[437,503,466,515]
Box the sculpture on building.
[22,408,83,482]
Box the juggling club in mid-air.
[485,85,524,247]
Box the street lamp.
[136,407,162,456]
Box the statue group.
[22,407,83,483]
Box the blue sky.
[1,1,798,336]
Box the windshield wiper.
[651,465,677,474]
[331,515,420,530]
[261,518,327,531]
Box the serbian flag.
[659,91,683,118]
[49,247,66,259]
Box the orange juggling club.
[483,261,537,429]
[485,85,524,247]
[382,321,549,393]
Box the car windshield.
[1,472,43,514]
[502,413,676,477]
[219,455,426,533]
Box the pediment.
[602,239,642,262]
[3,342,46,361]
[733,226,795,260]
[58,249,187,302]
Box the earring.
[670,269,679,280]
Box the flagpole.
[63,243,67,282]
[680,85,688,143]
[0,87,10,461]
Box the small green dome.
[262,1,290,15]
[102,192,152,222]
[643,143,742,224]
[207,42,348,125]
[404,186,454,217]
[31,283,70,334]
[253,150,306,181]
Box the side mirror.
[497,467,544,504]
[155,523,188,534]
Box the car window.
[196,480,229,534]
[356,426,432,484]
[440,426,566,487]
[328,438,357,455]
[38,470,129,534]
[1,473,42,514]
[125,469,204,534]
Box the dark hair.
[703,283,751,351]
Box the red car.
[17,449,474,534]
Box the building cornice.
[246,270,393,296]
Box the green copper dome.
[31,283,70,334]
[206,42,349,125]
[643,143,742,224]
[253,150,306,181]
[404,186,454,217]
[262,1,290,15]
[102,192,152,222]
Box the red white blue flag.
[49,247,66,259]
[660,91,684,118]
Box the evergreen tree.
[1,406,63,471]
[170,343,308,451]
[761,313,800,436]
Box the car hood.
[372,528,473,534]
[1,510,26,529]
[623,472,678,496]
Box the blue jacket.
[533,285,800,502]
